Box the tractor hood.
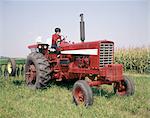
[60,40,114,55]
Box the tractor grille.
[99,42,114,67]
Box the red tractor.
[25,14,135,106]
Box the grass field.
[0,73,150,118]
[0,58,26,65]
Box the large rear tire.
[25,52,52,89]
[72,80,93,107]
[7,58,16,76]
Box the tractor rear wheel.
[113,76,135,96]
[7,58,16,76]
[25,52,52,89]
[72,80,93,107]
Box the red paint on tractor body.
[28,39,123,86]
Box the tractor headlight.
[38,45,42,49]
[44,45,47,49]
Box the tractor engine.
[75,55,90,68]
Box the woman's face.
[56,32,61,35]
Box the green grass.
[0,74,150,118]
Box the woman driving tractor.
[51,28,62,49]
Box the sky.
[0,0,150,57]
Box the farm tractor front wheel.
[25,52,52,89]
[7,58,16,76]
[113,76,135,96]
[72,80,93,107]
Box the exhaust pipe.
[80,13,85,42]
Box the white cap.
[35,36,42,43]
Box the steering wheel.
[60,35,66,41]
[56,39,61,47]
[56,35,67,47]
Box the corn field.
[115,47,150,73]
